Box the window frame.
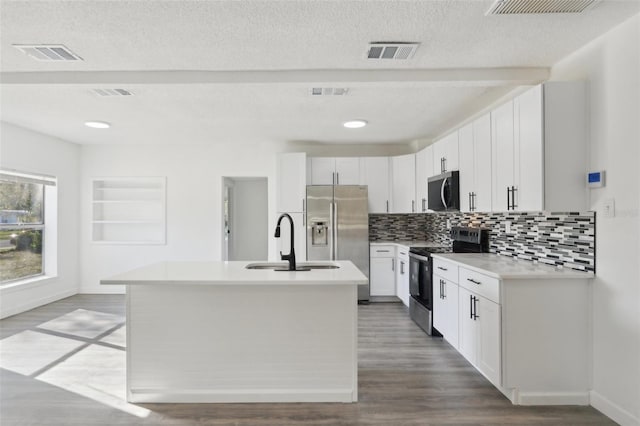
[0,170,52,285]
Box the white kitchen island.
[101,260,367,403]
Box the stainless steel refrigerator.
[306,185,369,301]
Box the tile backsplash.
[370,211,595,272]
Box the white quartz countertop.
[101,260,368,286]
[371,241,447,248]
[431,253,594,280]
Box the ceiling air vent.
[366,42,419,60]
[92,88,134,97]
[13,44,83,61]
[486,0,600,15]
[311,88,350,96]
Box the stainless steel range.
[409,227,489,336]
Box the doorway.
[222,177,268,261]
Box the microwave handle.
[440,177,448,210]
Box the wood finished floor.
[0,295,614,426]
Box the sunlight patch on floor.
[1,310,148,418]
[37,308,124,339]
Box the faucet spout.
[274,213,296,271]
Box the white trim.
[516,391,590,406]
[0,287,75,319]
[128,388,356,404]
[0,169,56,186]
[590,390,640,426]
[0,275,56,293]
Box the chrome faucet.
[274,213,296,271]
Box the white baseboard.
[591,390,640,426]
[516,391,590,406]
[0,288,76,319]
[129,388,357,403]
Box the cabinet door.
[445,131,459,172]
[335,158,360,185]
[444,279,459,349]
[391,154,416,213]
[309,158,336,185]
[514,85,544,212]
[433,275,447,337]
[432,139,445,175]
[396,252,410,306]
[434,276,459,349]
[458,287,478,365]
[491,100,515,212]
[476,296,501,386]
[458,123,474,213]
[415,146,434,212]
[361,157,390,213]
[275,212,306,262]
[473,114,493,212]
[370,257,396,296]
[277,153,307,212]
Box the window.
[0,170,55,284]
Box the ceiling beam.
[0,67,549,86]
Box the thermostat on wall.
[587,171,605,188]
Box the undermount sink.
[245,262,340,270]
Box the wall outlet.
[603,198,615,218]
[505,221,512,233]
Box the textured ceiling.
[0,0,639,145]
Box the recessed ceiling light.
[85,121,111,129]
[343,120,368,129]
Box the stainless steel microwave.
[427,171,460,211]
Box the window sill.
[0,275,58,293]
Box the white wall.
[79,143,282,293]
[550,14,640,426]
[230,178,268,261]
[0,122,80,318]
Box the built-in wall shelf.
[91,177,166,244]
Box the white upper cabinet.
[391,154,417,213]
[277,153,307,213]
[308,157,361,185]
[309,157,335,185]
[360,157,391,213]
[491,100,518,212]
[459,114,492,212]
[491,82,586,213]
[335,158,361,185]
[514,85,544,212]
[415,146,434,212]
[433,131,459,174]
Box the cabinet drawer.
[370,245,395,258]
[459,268,500,304]
[433,259,458,283]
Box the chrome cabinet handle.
[376,249,390,253]
[386,200,389,213]
[437,266,447,271]
[336,172,340,185]
[400,261,405,274]
[391,258,395,271]
[412,200,415,213]
[467,278,481,285]
[422,198,426,212]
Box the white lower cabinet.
[370,245,396,296]
[395,246,410,306]
[433,275,459,349]
[433,256,591,405]
[459,287,501,386]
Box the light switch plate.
[505,220,512,233]
[603,198,615,218]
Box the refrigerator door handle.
[333,201,338,260]
[329,201,335,260]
